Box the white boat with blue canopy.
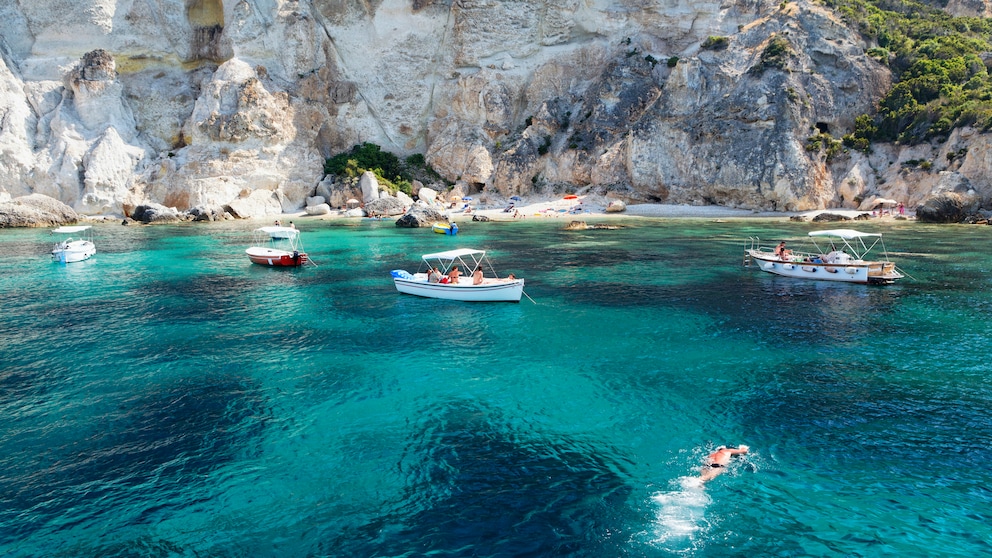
[745,229,903,284]
[51,225,96,263]
[391,248,525,302]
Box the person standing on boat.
[700,445,749,483]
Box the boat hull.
[747,250,901,284]
[393,276,524,302]
[52,241,96,263]
[432,223,457,235]
[246,247,308,267]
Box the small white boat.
[745,229,903,284]
[391,248,525,302]
[51,226,96,263]
[245,226,310,267]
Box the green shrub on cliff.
[826,0,992,145]
[324,143,445,196]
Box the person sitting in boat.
[505,273,516,281]
[774,242,792,261]
[447,265,461,284]
[473,265,484,285]
[428,267,442,283]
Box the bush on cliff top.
[828,0,992,145]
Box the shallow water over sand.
[1,218,990,556]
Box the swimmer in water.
[700,445,749,483]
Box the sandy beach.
[292,193,906,224]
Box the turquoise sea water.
[1,217,991,557]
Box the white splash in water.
[648,476,712,547]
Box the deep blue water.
[1,217,990,557]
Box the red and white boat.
[246,226,310,267]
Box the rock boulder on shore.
[130,203,182,224]
[396,205,447,228]
[0,194,79,228]
[916,192,968,223]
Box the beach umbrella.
[449,195,462,201]
[510,195,522,201]
[873,198,898,207]
[462,196,473,201]
[346,198,360,208]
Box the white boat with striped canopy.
[391,248,525,302]
[745,229,903,284]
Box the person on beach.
[700,445,749,482]
[473,265,484,285]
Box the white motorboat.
[245,226,310,267]
[391,248,525,302]
[745,229,904,284]
[51,226,96,263]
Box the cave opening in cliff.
[816,122,830,134]
[186,0,228,62]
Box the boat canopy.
[421,248,485,261]
[256,225,299,237]
[419,248,495,275]
[52,225,92,233]
[807,229,892,261]
[808,229,881,239]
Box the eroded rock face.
[0,0,990,221]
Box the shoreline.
[294,196,911,224]
[72,196,912,226]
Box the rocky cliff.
[1,0,989,218]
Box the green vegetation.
[324,143,443,196]
[667,56,679,68]
[537,136,552,156]
[701,36,730,50]
[756,34,793,74]
[806,131,844,161]
[825,0,992,145]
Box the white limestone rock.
[226,188,282,218]
[0,0,990,220]
[359,171,380,203]
[305,203,332,215]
